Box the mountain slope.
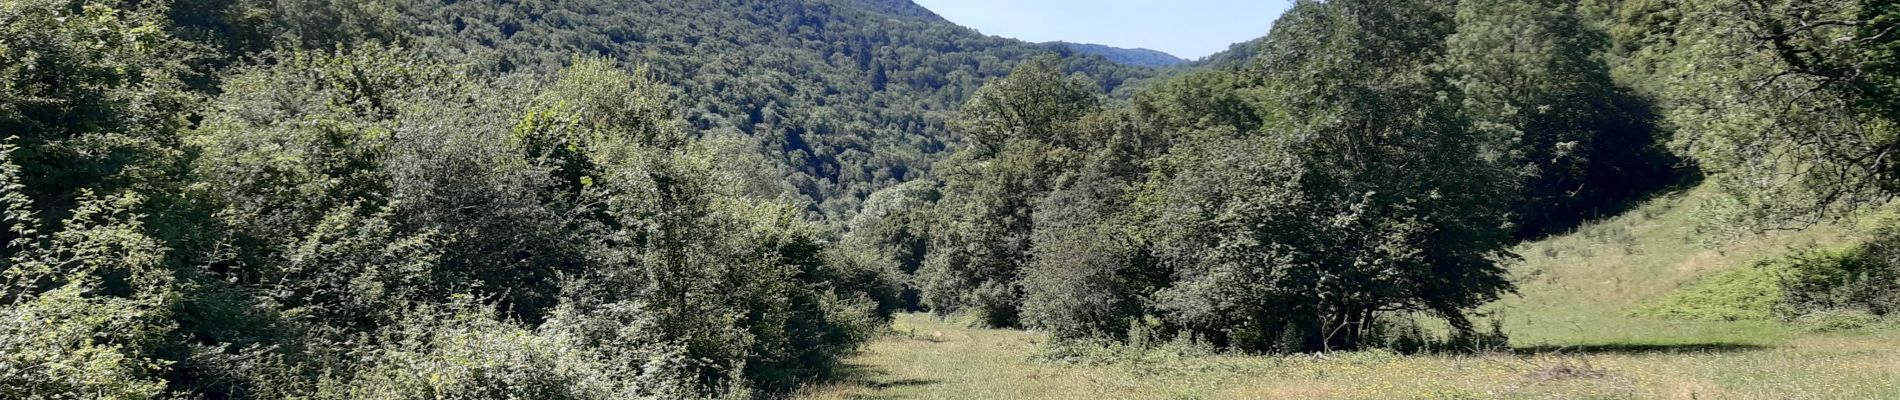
[384,0,1160,220]
[843,0,946,20]
[1189,37,1269,69]
[1050,42,1187,67]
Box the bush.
[1778,233,1900,318]
[1638,262,1785,321]
[1794,309,1882,333]
[1642,233,1900,326]
[1034,320,1213,369]
[165,49,890,398]
[1020,225,1148,342]
[212,302,708,400]
[1364,317,1512,355]
[0,172,177,399]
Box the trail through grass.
[801,187,1900,399]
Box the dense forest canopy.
[162,0,1162,222]
[3,0,1898,398]
[377,0,1160,220]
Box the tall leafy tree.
[957,56,1104,156]
[1655,0,1900,229]
[1135,0,1518,351]
[1019,109,1171,340]
[920,56,1102,327]
[1446,0,1678,237]
[0,0,200,218]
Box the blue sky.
[911,0,1293,60]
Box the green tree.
[0,0,199,218]
[1654,0,1900,230]
[843,180,941,310]
[2,144,178,398]
[920,57,1103,327]
[1020,109,1170,340]
[1136,0,1517,352]
[1446,0,1678,237]
[957,55,1104,156]
[919,141,1064,327]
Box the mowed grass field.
[800,186,1900,399]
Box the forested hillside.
[5,0,1900,398]
[382,0,1161,219]
[1049,42,1187,67]
[169,0,1160,220]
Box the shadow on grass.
[1514,342,1771,355]
[804,363,941,399]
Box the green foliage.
[1018,109,1169,341]
[905,0,1549,354]
[1446,0,1679,238]
[204,0,405,53]
[1778,232,1900,318]
[111,41,891,397]
[0,0,201,215]
[2,144,177,398]
[1793,309,1884,333]
[918,141,1057,327]
[1648,0,1900,229]
[1033,320,1214,368]
[344,311,632,400]
[1130,0,1516,352]
[920,58,1107,328]
[1643,233,1900,324]
[1020,223,1150,342]
[841,180,940,310]
[0,285,173,400]
[1639,263,1786,321]
[957,56,1104,156]
[271,204,443,335]
[1132,70,1268,133]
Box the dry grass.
[800,315,1899,399]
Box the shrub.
[1034,320,1213,369]
[1,159,177,399]
[1777,233,1900,318]
[1794,309,1882,333]
[1638,263,1785,321]
[0,286,174,400]
[255,303,696,400]
[171,49,888,398]
[1020,225,1148,342]
[1364,317,1512,355]
[1642,233,1900,325]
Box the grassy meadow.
[800,186,1900,399]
